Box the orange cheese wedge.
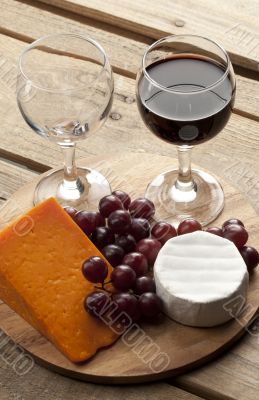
[0,197,118,362]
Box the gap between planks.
[17,0,152,46]
[0,149,50,174]
[170,382,236,400]
[0,25,135,80]
[3,0,259,82]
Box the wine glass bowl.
[17,33,114,208]
[136,35,236,226]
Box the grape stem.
[103,280,112,286]
[94,283,113,294]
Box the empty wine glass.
[17,33,113,209]
[136,35,236,226]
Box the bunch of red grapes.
[65,191,259,324]
[65,191,167,322]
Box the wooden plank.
[36,0,259,72]
[0,356,205,400]
[0,158,38,227]
[0,160,20,304]
[173,326,259,400]
[0,159,37,291]
[0,159,33,290]
[0,0,258,121]
[0,0,149,79]
[0,159,38,199]
[235,75,259,121]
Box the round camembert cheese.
[154,231,249,327]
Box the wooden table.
[0,1,258,399]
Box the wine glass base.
[145,168,224,227]
[34,167,111,210]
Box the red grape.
[223,224,248,249]
[131,306,142,322]
[112,190,131,209]
[113,292,138,318]
[222,218,244,228]
[134,276,156,295]
[151,222,177,245]
[129,198,155,220]
[95,212,105,227]
[135,238,161,265]
[63,206,78,219]
[108,210,131,234]
[138,293,162,318]
[206,227,223,237]
[177,218,202,235]
[129,218,150,241]
[111,265,136,290]
[74,211,104,236]
[102,244,125,267]
[240,246,259,272]
[82,256,108,283]
[99,195,123,218]
[85,291,110,317]
[123,252,148,276]
[91,227,115,250]
[115,234,136,253]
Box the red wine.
[137,55,235,145]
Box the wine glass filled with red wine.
[136,35,235,226]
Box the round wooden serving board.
[0,152,258,384]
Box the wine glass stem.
[61,144,77,181]
[176,146,196,191]
[60,144,84,193]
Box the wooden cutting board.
[0,152,258,384]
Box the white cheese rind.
[154,231,249,327]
